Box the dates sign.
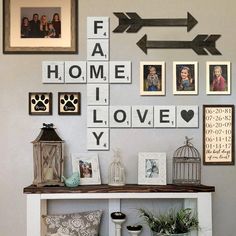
[203,105,234,165]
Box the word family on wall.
[42,17,199,151]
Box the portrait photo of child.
[173,61,198,95]
[206,62,231,95]
[140,61,165,96]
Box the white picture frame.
[173,61,198,95]
[206,61,231,95]
[138,152,166,185]
[140,61,165,96]
[72,153,101,185]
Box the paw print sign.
[29,93,52,115]
[58,92,81,115]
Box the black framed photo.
[58,92,81,115]
[203,105,234,165]
[3,0,78,54]
[29,92,52,115]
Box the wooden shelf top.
[24,184,215,194]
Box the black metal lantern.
[173,137,201,185]
[32,123,64,187]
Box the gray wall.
[1,0,236,235]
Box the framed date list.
[203,105,234,165]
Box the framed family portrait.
[173,61,198,95]
[72,153,101,185]
[29,92,52,115]
[138,152,167,185]
[206,61,231,95]
[3,0,78,54]
[140,61,165,96]
[58,92,81,115]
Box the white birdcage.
[108,149,125,186]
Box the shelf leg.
[109,199,121,236]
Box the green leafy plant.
[139,208,198,235]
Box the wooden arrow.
[113,12,198,33]
[136,34,221,55]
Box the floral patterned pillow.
[42,210,102,236]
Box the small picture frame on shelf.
[206,61,231,95]
[29,92,52,115]
[173,61,198,95]
[72,153,101,185]
[58,92,81,115]
[138,152,166,185]
[140,61,165,96]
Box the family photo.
[21,8,61,38]
[79,160,93,178]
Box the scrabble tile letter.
[87,17,109,39]
[87,128,109,150]
[87,39,109,61]
[154,106,176,128]
[110,61,131,83]
[110,106,131,128]
[132,106,154,128]
[65,61,87,83]
[42,61,64,83]
[87,84,109,105]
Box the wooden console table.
[24,184,215,236]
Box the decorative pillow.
[42,210,102,236]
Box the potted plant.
[139,208,199,236]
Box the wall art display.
[138,152,166,185]
[136,34,221,55]
[206,61,231,95]
[203,105,234,165]
[72,153,101,185]
[58,92,81,115]
[140,61,165,96]
[173,61,198,95]
[29,92,52,115]
[3,0,78,54]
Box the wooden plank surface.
[23,184,215,194]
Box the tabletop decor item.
[32,123,64,187]
[108,149,126,186]
[111,212,126,236]
[172,137,201,185]
[127,225,143,236]
[62,172,80,187]
[139,208,198,236]
[3,0,78,54]
[138,152,166,185]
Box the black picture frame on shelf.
[3,0,78,54]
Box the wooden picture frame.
[58,92,81,115]
[29,92,52,115]
[206,61,231,95]
[138,152,166,185]
[72,153,101,185]
[203,105,234,165]
[3,0,78,54]
[140,61,165,96]
[173,61,198,95]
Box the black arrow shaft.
[142,18,187,27]
[147,40,192,49]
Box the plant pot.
[151,232,189,236]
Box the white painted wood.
[132,106,154,128]
[87,39,109,61]
[197,193,213,236]
[109,199,121,236]
[176,105,199,128]
[87,128,109,150]
[27,194,42,236]
[110,106,131,128]
[87,17,109,39]
[184,199,197,236]
[65,61,87,83]
[87,84,109,105]
[87,62,109,83]
[26,192,213,236]
[87,106,109,127]
[42,61,65,83]
[154,106,176,128]
[109,61,131,83]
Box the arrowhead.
[137,35,147,54]
[187,12,198,32]
[205,35,222,55]
[126,12,142,33]
[192,35,208,55]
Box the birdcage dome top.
[173,137,200,159]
